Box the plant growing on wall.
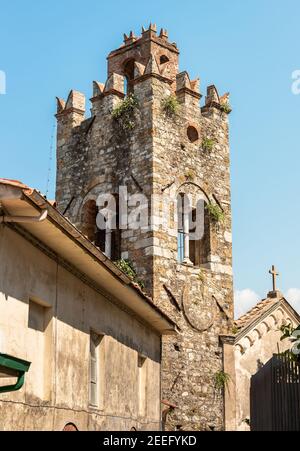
[162,95,180,117]
[214,370,231,391]
[243,418,251,427]
[198,270,205,282]
[111,94,138,131]
[115,258,145,290]
[231,325,240,335]
[219,102,232,114]
[206,202,225,223]
[185,169,196,181]
[202,137,215,152]
[279,323,300,362]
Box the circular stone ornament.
[182,281,216,332]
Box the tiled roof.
[0,177,177,332]
[234,297,280,333]
[0,178,30,189]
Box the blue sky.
[1,0,300,315]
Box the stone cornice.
[90,90,125,104]
[219,334,235,345]
[176,87,202,100]
[107,36,179,60]
[133,73,174,86]
[201,101,231,115]
[55,107,85,119]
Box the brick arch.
[269,314,278,327]
[63,422,78,431]
[122,58,136,95]
[242,336,254,350]
[75,184,104,223]
[261,321,270,334]
[159,54,170,65]
[235,343,245,355]
[252,328,262,340]
[176,182,210,205]
[277,307,285,317]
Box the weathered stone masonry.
[55,24,234,430]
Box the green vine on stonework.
[231,325,240,335]
[279,323,300,362]
[114,258,145,290]
[206,202,225,223]
[161,95,180,117]
[214,370,231,391]
[185,169,196,181]
[202,137,215,152]
[111,94,138,132]
[219,102,232,114]
[198,270,205,282]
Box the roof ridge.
[234,296,279,332]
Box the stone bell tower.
[55,24,234,431]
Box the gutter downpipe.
[0,372,25,394]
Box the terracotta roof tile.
[0,178,30,189]
[234,297,280,333]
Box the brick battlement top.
[108,24,180,59]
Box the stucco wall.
[234,308,298,431]
[0,225,161,430]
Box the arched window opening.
[187,126,199,143]
[177,195,210,266]
[177,194,185,263]
[82,195,121,260]
[82,199,98,243]
[123,59,135,95]
[81,199,106,254]
[189,208,197,265]
[198,203,211,264]
[111,194,121,261]
[160,55,169,65]
[95,211,106,253]
[63,423,78,431]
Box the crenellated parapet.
[176,71,202,106]
[201,85,231,118]
[56,25,232,127]
[56,90,85,118]
[56,90,86,141]
[107,24,179,83]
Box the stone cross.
[269,265,279,292]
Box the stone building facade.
[0,178,175,430]
[222,291,300,431]
[55,25,234,430]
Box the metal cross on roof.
[269,265,279,292]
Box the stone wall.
[55,25,234,430]
[233,303,299,431]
